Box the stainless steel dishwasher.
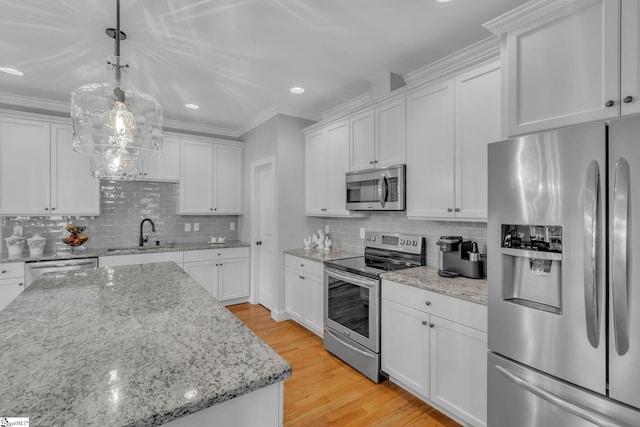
[25,258,98,286]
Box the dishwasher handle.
[27,259,97,269]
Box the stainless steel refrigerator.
[487,116,640,426]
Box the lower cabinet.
[0,262,25,311]
[381,279,487,427]
[99,252,184,268]
[284,254,323,336]
[183,248,250,305]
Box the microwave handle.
[378,175,388,208]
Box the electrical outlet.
[230,222,235,231]
[193,223,200,232]
[325,224,330,234]
[184,223,191,232]
[359,228,365,239]
[13,225,23,236]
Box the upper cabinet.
[179,137,243,215]
[485,0,633,136]
[0,115,100,216]
[137,135,180,182]
[406,61,501,221]
[305,120,361,217]
[349,98,406,171]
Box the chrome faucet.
[139,218,156,246]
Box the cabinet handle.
[430,323,435,328]
[454,207,460,212]
[1,270,6,274]
[373,160,378,164]
[300,264,304,267]
[210,208,214,211]
[369,161,374,165]
[447,208,453,212]
[624,96,634,103]
[18,282,23,287]
[51,207,56,211]
[299,275,305,280]
[44,207,49,211]
[421,320,427,326]
[425,301,431,306]
[605,100,615,107]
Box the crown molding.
[236,105,321,137]
[484,0,579,35]
[321,92,372,122]
[0,92,71,115]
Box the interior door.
[255,161,275,310]
[608,116,640,409]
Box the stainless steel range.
[323,231,426,382]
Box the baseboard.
[271,309,290,322]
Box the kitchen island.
[0,262,291,426]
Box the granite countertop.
[0,262,291,426]
[381,266,488,306]
[284,248,362,263]
[0,240,251,263]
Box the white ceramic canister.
[27,233,47,257]
[5,234,26,257]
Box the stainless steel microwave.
[345,164,405,211]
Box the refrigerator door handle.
[495,365,624,427]
[584,161,601,348]
[612,157,630,355]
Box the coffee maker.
[437,236,484,279]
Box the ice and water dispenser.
[500,224,563,314]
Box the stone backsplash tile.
[2,181,238,253]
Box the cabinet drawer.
[382,279,487,332]
[218,247,249,260]
[183,249,217,263]
[284,254,323,278]
[0,262,25,279]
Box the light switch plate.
[359,228,365,239]
[325,224,330,234]
[184,223,191,232]
[230,222,235,231]
[13,225,23,236]
[193,223,200,232]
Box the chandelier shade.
[70,0,163,180]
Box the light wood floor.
[228,303,462,427]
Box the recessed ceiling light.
[436,0,452,2]
[0,67,24,77]
[185,103,200,110]
[290,87,305,94]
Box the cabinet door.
[406,81,455,219]
[0,278,24,312]
[504,0,619,136]
[454,62,501,220]
[285,267,304,321]
[0,116,50,215]
[324,121,350,215]
[218,257,250,302]
[381,298,430,399]
[142,135,180,181]
[430,316,487,427]
[303,273,324,336]
[213,144,243,214]
[621,0,640,116]
[184,260,217,296]
[51,123,100,216]
[304,129,327,215]
[349,109,375,171]
[375,98,406,168]
[180,139,213,214]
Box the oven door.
[324,267,379,352]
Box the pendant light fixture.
[71,0,163,180]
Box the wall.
[2,180,238,253]
[325,213,487,268]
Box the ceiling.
[0,0,527,137]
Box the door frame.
[249,156,279,312]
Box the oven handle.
[324,328,375,359]
[325,268,377,288]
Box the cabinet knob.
[373,160,378,164]
[18,282,23,287]
[429,323,435,328]
[447,208,453,212]
[51,207,56,211]
[624,96,634,103]
[1,270,6,274]
[299,275,305,280]
[421,320,427,326]
[454,207,460,212]
[369,161,374,165]
[44,207,49,211]
[144,172,147,176]
[214,208,217,211]
[300,264,304,267]
[425,301,431,306]
[605,100,615,107]
[210,208,214,211]
[256,241,262,246]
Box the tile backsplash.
[324,212,487,268]
[2,181,238,253]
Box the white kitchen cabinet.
[137,135,180,182]
[0,116,99,216]
[381,279,487,427]
[99,251,184,268]
[0,262,25,312]
[179,138,243,215]
[486,0,627,136]
[183,247,250,305]
[284,254,324,336]
[349,99,406,171]
[305,121,362,217]
[406,61,500,221]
